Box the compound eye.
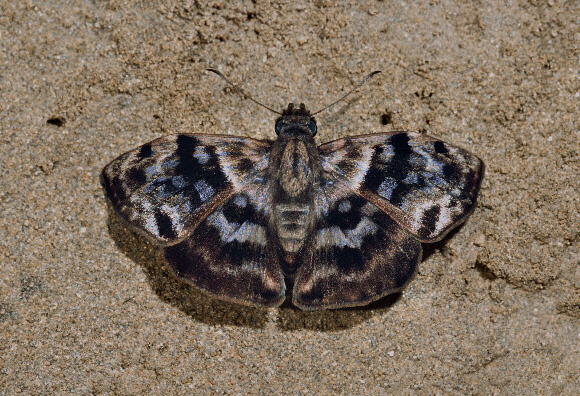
[275,119,284,135]
[309,119,317,136]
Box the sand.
[1,1,578,394]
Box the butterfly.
[101,71,484,310]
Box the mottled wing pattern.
[318,132,484,242]
[293,177,421,310]
[103,133,285,307]
[102,134,270,245]
[164,188,285,308]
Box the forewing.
[102,134,271,245]
[293,178,421,310]
[318,132,484,242]
[164,185,285,308]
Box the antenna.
[207,68,282,115]
[312,71,381,115]
[207,68,381,116]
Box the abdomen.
[274,203,311,254]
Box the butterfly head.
[275,103,317,138]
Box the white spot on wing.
[206,210,266,246]
[193,146,210,164]
[144,215,159,236]
[316,226,349,248]
[320,146,374,189]
[315,218,378,249]
[227,222,267,246]
[411,196,452,235]
[206,211,239,241]
[160,204,184,235]
[346,217,379,246]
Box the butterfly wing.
[164,189,285,308]
[102,134,270,245]
[102,134,285,307]
[318,132,484,242]
[292,177,421,309]
[293,132,483,309]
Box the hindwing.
[164,190,285,308]
[293,177,421,310]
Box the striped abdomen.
[274,203,311,256]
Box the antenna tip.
[207,68,220,75]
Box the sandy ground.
[1,1,578,394]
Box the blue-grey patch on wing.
[233,195,248,208]
[193,146,211,164]
[403,172,419,185]
[171,175,187,189]
[193,180,215,202]
[338,199,351,213]
[377,177,397,200]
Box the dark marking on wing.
[390,132,412,156]
[164,192,285,308]
[293,187,421,310]
[318,132,484,242]
[138,144,153,158]
[101,134,271,244]
[155,211,177,241]
[434,140,448,154]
